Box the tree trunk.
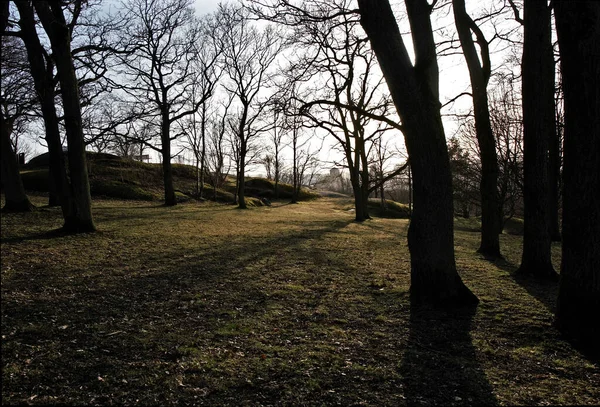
[359,139,371,220]
[34,2,95,233]
[548,118,561,241]
[350,168,365,222]
[1,116,33,212]
[517,0,557,280]
[200,103,206,199]
[408,164,412,216]
[453,0,502,259]
[48,174,61,207]
[358,0,477,306]
[291,133,298,204]
[237,147,247,209]
[161,112,177,206]
[554,0,600,357]
[15,1,75,224]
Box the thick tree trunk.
[15,1,75,223]
[517,0,557,280]
[554,0,600,356]
[358,0,477,306]
[34,2,95,233]
[161,113,177,206]
[48,174,61,207]
[453,0,502,259]
[1,116,34,212]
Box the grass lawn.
[1,195,598,406]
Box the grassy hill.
[1,195,595,406]
[20,152,319,204]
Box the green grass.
[1,194,598,406]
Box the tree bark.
[15,1,75,223]
[161,111,177,206]
[0,7,31,212]
[358,0,477,306]
[237,146,247,209]
[517,0,557,280]
[453,0,502,259]
[34,1,95,233]
[1,115,33,212]
[554,0,600,357]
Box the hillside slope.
[19,152,318,203]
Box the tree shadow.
[498,259,558,314]
[0,227,89,244]
[400,304,498,406]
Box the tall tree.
[548,66,562,242]
[554,0,600,356]
[517,0,557,280]
[358,0,478,306]
[117,0,219,206]
[218,4,282,209]
[14,0,96,232]
[33,1,95,232]
[1,8,34,212]
[453,0,502,259]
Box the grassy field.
[1,195,598,406]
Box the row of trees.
[1,0,597,354]
[356,0,598,354]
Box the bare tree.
[11,0,96,232]
[273,4,396,219]
[14,0,76,219]
[453,0,502,259]
[34,0,96,232]
[180,23,223,198]
[358,0,478,306]
[206,96,234,201]
[116,0,219,206]
[0,10,33,212]
[218,4,283,209]
[267,103,286,198]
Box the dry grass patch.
[1,195,598,406]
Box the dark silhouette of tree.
[116,0,219,206]
[218,4,283,209]
[453,0,502,259]
[357,0,478,306]
[33,1,96,232]
[517,0,557,280]
[13,0,96,232]
[1,9,34,212]
[554,0,600,357]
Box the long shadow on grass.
[498,260,558,314]
[400,305,498,406]
[1,218,355,405]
